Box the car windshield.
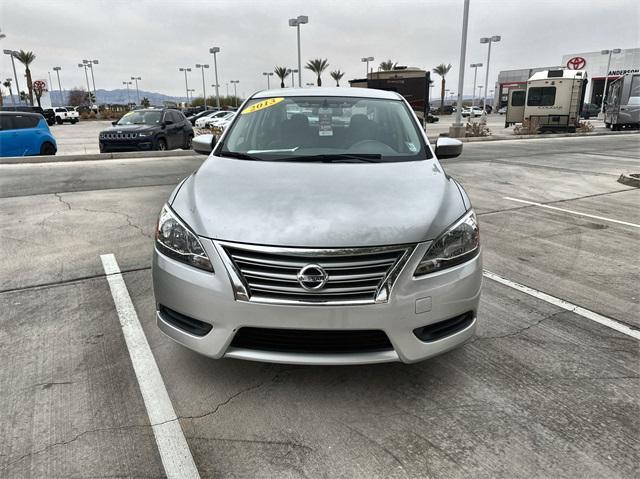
[117,110,162,125]
[219,96,430,162]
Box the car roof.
[0,111,42,117]
[251,87,404,101]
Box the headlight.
[138,131,153,137]
[155,204,213,272]
[414,210,479,276]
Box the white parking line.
[100,254,200,479]
[503,196,640,228]
[483,270,640,340]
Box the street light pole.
[209,47,221,108]
[78,62,92,106]
[230,80,239,106]
[131,76,141,105]
[262,72,273,89]
[480,35,501,112]
[290,69,298,87]
[450,0,470,137]
[53,67,63,107]
[469,63,483,117]
[195,64,209,108]
[601,48,622,112]
[179,67,191,106]
[4,50,23,105]
[122,81,132,105]
[288,15,308,87]
[361,57,374,78]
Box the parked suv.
[99,108,194,152]
[0,111,57,157]
[153,88,482,365]
[2,105,55,126]
[47,107,78,124]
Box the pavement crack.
[53,192,71,210]
[0,423,151,472]
[340,423,406,470]
[473,310,565,341]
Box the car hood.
[171,156,466,247]
[102,124,157,132]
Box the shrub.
[465,116,491,137]
[514,118,541,135]
[577,121,594,133]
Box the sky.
[1,0,639,100]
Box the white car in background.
[195,110,231,128]
[201,111,235,128]
[461,106,484,117]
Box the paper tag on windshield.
[318,108,333,136]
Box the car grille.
[219,242,413,305]
[101,132,139,139]
[230,327,393,354]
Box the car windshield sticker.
[241,97,284,114]
[406,142,417,152]
[318,107,333,136]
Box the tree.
[141,97,150,107]
[432,63,452,114]
[379,60,398,71]
[273,66,290,88]
[330,70,345,87]
[67,88,89,106]
[14,50,36,106]
[305,58,329,86]
[33,80,46,108]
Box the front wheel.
[56,117,63,125]
[71,118,78,124]
[182,134,193,150]
[156,138,167,151]
[40,142,56,156]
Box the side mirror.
[192,134,216,155]
[435,137,463,159]
[111,121,118,126]
[162,120,174,128]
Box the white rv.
[604,73,640,130]
[506,69,587,132]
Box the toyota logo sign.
[566,57,586,70]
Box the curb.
[440,129,640,143]
[618,173,640,188]
[0,149,200,165]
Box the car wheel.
[56,117,63,125]
[71,119,77,124]
[182,135,193,150]
[40,142,56,156]
[605,122,611,129]
[157,138,167,151]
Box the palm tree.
[432,63,452,114]
[379,60,398,71]
[273,66,290,88]
[330,70,345,87]
[14,50,36,106]
[305,58,329,86]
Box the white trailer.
[506,69,587,132]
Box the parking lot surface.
[1,134,638,478]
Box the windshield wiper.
[219,151,263,161]
[273,153,383,163]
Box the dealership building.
[494,47,640,108]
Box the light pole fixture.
[601,48,622,110]
[477,85,483,107]
[179,67,192,105]
[262,72,274,89]
[209,47,221,108]
[4,77,15,106]
[288,15,308,87]
[230,80,240,106]
[122,81,132,105]
[450,0,470,136]
[195,64,210,107]
[469,62,483,116]
[4,49,22,105]
[287,68,298,87]
[83,59,99,107]
[188,88,196,104]
[78,62,92,106]
[480,35,500,111]
[361,56,374,77]
[131,76,141,105]
[53,66,64,107]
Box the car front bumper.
[99,138,155,152]
[152,239,482,365]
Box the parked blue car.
[0,111,57,157]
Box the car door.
[0,114,40,156]
[0,115,19,157]
[162,111,180,149]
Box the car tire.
[605,122,611,129]
[156,138,168,151]
[182,134,193,150]
[40,142,56,156]
[71,119,77,124]
[56,117,63,125]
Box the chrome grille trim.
[216,241,416,305]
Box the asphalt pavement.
[1,134,638,478]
